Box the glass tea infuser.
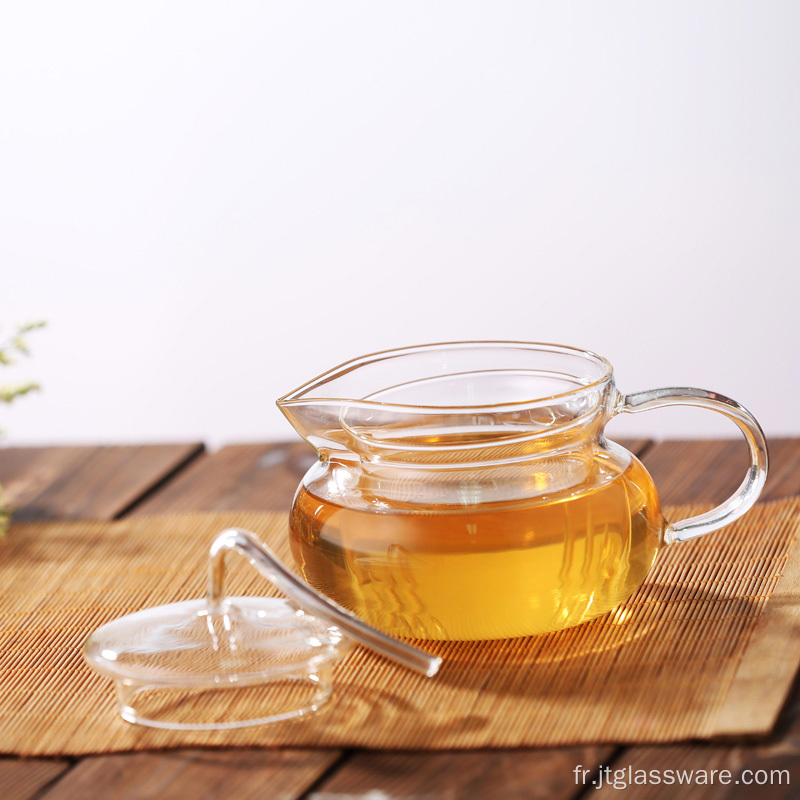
[85,341,767,728]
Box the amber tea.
[290,450,663,641]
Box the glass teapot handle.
[615,388,768,544]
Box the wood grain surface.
[639,438,800,505]
[129,442,316,515]
[36,750,342,800]
[308,747,616,800]
[0,443,203,800]
[0,444,203,520]
[2,436,799,800]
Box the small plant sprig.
[0,320,46,535]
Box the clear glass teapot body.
[278,342,767,641]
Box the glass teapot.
[278,342,768,641]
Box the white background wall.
[1,2,798,450]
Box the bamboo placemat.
[1,499,799,756]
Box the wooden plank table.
[2,438,799,800]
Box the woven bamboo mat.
[1,499,800,756]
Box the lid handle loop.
[207,528,442,678]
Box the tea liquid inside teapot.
[290,445,663,641]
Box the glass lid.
[83,528,441,731]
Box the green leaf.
[12,336,29,355]
[16,321,47,333]
[0,382,41,403]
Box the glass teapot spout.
[276,396,360,455]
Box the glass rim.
[277,340,615,413]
